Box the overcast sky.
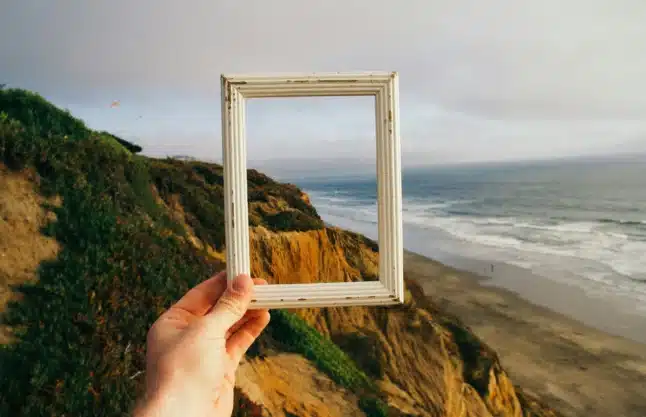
[2,0,646,170]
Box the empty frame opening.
[246,96,380,284]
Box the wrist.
[134,383,210,417]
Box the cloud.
[2,0,646,163]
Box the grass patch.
[266,309,374,391]
[358,397,389,417]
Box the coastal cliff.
[0,89,559,417]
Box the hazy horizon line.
[152,149,645,182]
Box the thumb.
[204,274,254,335]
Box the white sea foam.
[308,190,646,306]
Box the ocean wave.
[418,215,646,280]
[597,218,646,227]
[306,190,646,286]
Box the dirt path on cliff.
[404,251,646,417]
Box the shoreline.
[419,250,646,345]
[320,212,646,416]
[403,249,646,417]
[322,212,646,345]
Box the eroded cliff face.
[111,164,561,417]
[250,227,379,287]
[238,227,557,417]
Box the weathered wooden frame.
[221,72,403,309]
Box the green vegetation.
[266,310,390,417]
[100,131,143,154]
[0,88,142,154]
[262,210,324,231]
[441,319,497,397]
[359,397,389,417]
[266,310,374,390]
[147,158,324,250]
[1,104,218,415]
[0,89,374,416]
[0,89,89,139]
[334,330,384,379]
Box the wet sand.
[404,250,646,417]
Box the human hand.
[135,272,270,417]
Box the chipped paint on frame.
[221,72,403,309]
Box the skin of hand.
[134,272,270,417]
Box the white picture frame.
[221,72,403,309]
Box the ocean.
[294,156,646,314]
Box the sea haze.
[293,155,646,314]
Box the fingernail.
[232,274,250,292]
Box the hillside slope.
[0,89,560,417]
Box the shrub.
[0,88,90,139]
[266,310,374,391]
[263,210,324,232]
[359,397,389,417]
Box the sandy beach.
[404,250,646,417]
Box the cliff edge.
[0,89,560,417]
